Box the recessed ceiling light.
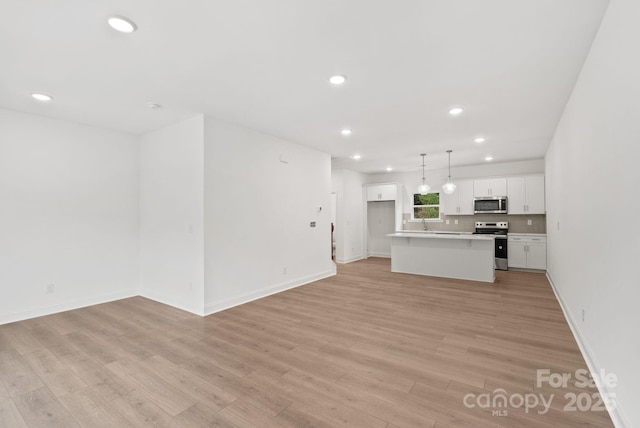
[108,16,137,33]
[341,129,352,136]
[146,102,162,109]
[329,75,346,85]
[31,93,52,102]
[474,137,486,143]
[448,107,464,116]
[485,156,493,161]
[351,154,361,160]
[386,167,393,172]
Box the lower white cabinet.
[508,235,546,270]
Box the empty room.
[1,0,638,427]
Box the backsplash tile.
[402,213,546,234]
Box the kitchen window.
[412,192,441,220]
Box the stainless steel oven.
[474,222,509,270]
[474,197,507,214]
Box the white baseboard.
[1,267,339,325]
[546,271,629,428]
[139,289,204,316]
[367,252,391,258]
[0,290,138,326]
[204,268,336,316]
[336,255,364,264]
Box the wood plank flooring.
[0,258,614,427]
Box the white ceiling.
[0,0,609,173]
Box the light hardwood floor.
[0,258,613,427]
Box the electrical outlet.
[527,219,532,226]
[454,219,459,225]
[446,219,450,225]
[46,284,55,294]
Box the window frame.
[410,191,443,222]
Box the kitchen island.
[387,231,495,283]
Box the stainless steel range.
[474,222,508,270]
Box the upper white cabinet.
[366,184,397,201]
[442,180,474,215]
[473,178,507,197]
[507,175,545,214]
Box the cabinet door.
[507,177,527,214]
[456,180,475,215]
[491,178,508,196]
[367,185,396,201]
[508,241,527,268]
[527,242,547,270]
[378,184,397,201]
[366,186,381,201]
[525,175,545,214]
[441,189,458,215]
[473,179,493,197]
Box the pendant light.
[417,153,431,195]
[442,149,457,195]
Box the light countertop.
[388,232,494,241]
[507,233,547,236]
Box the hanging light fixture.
[442,149,457,195]
[417,153,431,195]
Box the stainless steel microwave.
[474,197,507,214]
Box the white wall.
[0,109,139,324]
[331,168,367,263]
[366,158,545,214]
[139,115,205,315]
[545,0,639,425]
[203,117,335,314]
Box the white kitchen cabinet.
[526,241,547,270]
[507,175,545,214]
[508,241,527,268]
[474,178,507,197]
[508,234,546,270]
[366,184,397,201]
[442,180,474,215]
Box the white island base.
[388,232,495,283]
